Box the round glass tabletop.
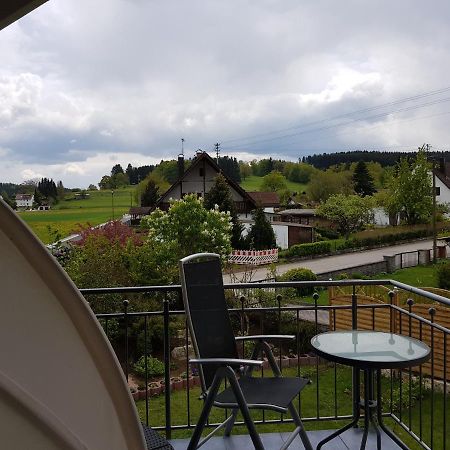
[311,330,431,369]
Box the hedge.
[281,227,438,259]
[287,241,331,258]
[337,229,431,250]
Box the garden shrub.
[133,355,165,378]
[278,268,317,297]
[288,241,331,258]
[280,320,317,355]
[315,227,339,240]
[336,228,432,252]
[437,262,450,290]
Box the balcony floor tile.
[170,429,404,449]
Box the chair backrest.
[179,253,238,390]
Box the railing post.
[351,284,360,423]
[388,290,395,333]
[240,296,246,356]
[429,307,436,450]
[123,299,129,381]
[277,294,282,370]
[163,295,171,440]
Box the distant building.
[15,194,34,210]
[433,158,450,205]
[156,151,257,216]
[128,206,152,226]
[241,219,314,249]
[274,209,330,228]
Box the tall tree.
[387,150,432,225]
[352,161,376,196]
[317,194,374,238]
[218,156,241,182]
[57,180,65,200]
[245,208,276,250]
[140,180,159,207]
[260,171,288,192]
[308,170,353,202]
[111,164,124,176]
[204,174,243,248]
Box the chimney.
[178,154,185,178]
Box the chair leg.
[288,402,313,450]
[224,408,238,436]
[224,366,265,450]
[187,369,225,450]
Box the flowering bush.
[141,194,232,274]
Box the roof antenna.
[215,142,220,164]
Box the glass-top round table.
[311,331,431,450]
[311,330,431,369]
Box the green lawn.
[372,264,439,287]
[240,175,307,193]
[283,263,441,308]
[18,187,135,243]
[136,365,447,449]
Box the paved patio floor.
[170,428,403,449]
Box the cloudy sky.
[2,0,450,187]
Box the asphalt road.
[225,239,435,283]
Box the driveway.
[225,239,434,283]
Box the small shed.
[275,208,330,228]
[129,206,152,225]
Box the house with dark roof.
[247,191,280,211]
[15,193,34,210]
[433,158,450,205]
[156,151,257,216]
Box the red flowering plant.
[74,220,143,247]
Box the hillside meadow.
[19,187,135,244]
[19,175,308,244]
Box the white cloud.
[20,168,44,180]
[1,0,450,184]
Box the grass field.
[19,187,135,244]
[240,175,307,193]
[292,263,441,307]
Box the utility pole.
[181,138,185,156]
[215,142,220,164]
[424,143,437,263]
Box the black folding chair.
[179,253,312,450]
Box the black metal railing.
[81,279,450,449]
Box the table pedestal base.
[316,370,408,450]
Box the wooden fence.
[329,285,450,381]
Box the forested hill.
[303,150,450,169]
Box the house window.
[199,168,204,177]
[436,187,441,196]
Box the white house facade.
[15,194,34,210]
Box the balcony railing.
[81,280,450,450]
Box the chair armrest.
[189,358,263,367]
[234,335,295,342]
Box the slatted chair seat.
[215,376,309,410]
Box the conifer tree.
[140,179,159,207]
[245,208,276,250]
[204,174,243,248]
[352,161,376,196]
